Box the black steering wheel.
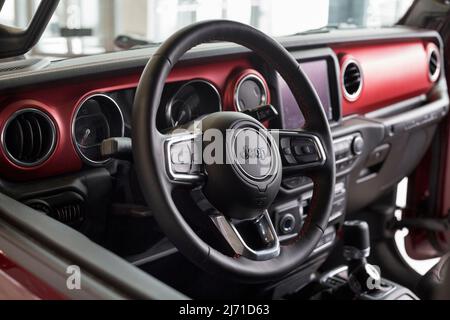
[132,20,335,283]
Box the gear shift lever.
[343,220,371,260]
[318,221,416,300]
[343,221,381,296]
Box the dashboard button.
[279,214,296,235]
[351,136,365,155]
[367,144,390,167]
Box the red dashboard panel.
[0,57,254,181]
[333,41,435,116]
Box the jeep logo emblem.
[240,146,267,161]
[232,128,274,180]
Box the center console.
[272,48,365,255]
[316,220,419,300]
[284,220,419,300]
[273,132,365,255]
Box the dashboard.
[0,28,448,273]
[0,37,439,179]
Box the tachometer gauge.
[166,80,221,128]
[72,94,124,165]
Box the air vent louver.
[2,109,56,167]
[343,60,363,101]
[53,203,85,228]
[428,47,441,83]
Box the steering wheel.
[132,20,335,283]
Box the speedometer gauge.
[165,80,221,128]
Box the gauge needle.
[81,128,91,146]
[174,110,188,127]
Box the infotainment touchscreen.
[278,59,333,129]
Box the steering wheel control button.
[278,132,327,170]
[291,138,320,164]
[280,137,297,165]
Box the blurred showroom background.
[1,0,413,58]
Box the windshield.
[0,0,414,58]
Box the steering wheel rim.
[132,20,335,283]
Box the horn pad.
[200,112,282,221]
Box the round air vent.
[342,59,363,102]
[428,45,441,83]
[1,109,56,167]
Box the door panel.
[405,65,450,259]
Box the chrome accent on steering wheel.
[210,211,280,261]
[165,132,204,183]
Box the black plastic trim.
[365,95,427,119]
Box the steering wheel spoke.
[271,130,327,176]
[164,131,205,186]
[210,211,281,261]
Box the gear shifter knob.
[342,221,381,296]
[343,221,370,260]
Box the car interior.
[0,0,450,301]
